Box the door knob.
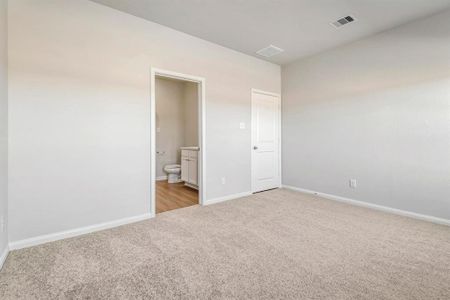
[253,146,258,150]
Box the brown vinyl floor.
[156,180,198,214]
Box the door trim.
[150,68,206,216]
[251,88,282,193]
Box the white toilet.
[163,164,181,183]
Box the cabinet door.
[181,157,189,182]
[188,157,198,185]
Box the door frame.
[150,68,206,216]
[251,88,282,193]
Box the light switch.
[156,127,161,133]
[239,122,246,129]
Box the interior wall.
[183,82,198,147]
[282,9,450,220]
[8,0,280,242]
[0,0,8,257]
[155,78,185,178]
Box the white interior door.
[251,90,281,193]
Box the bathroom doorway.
[150,68,205,215]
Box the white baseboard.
[204,191,252,206]
[9,213,154,250]
[0,245,9,270]
[156,176,167,181]
[283,185,450,227]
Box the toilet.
[163,164,181,183]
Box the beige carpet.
[1,189,449,299]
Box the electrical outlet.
[221,177,226,185]
[239,122,246,129]
[349,179,357,189]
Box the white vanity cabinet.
[181,147,199,189]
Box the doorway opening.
[150,68,206,215]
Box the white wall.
[282,10,450,220]
[155,77,185,178]
[0,0,8,257]
[183,82,198,147]
[8,0,280,242]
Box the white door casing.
[251,89,281,193]
[151,68,206,216]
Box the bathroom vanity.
[180,147,199,190]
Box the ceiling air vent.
[331,15,356,28]
[256,45,284,58]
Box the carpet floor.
[1,189,449,299]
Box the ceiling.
[91,0,450,65]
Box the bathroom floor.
[156,181,199,213]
